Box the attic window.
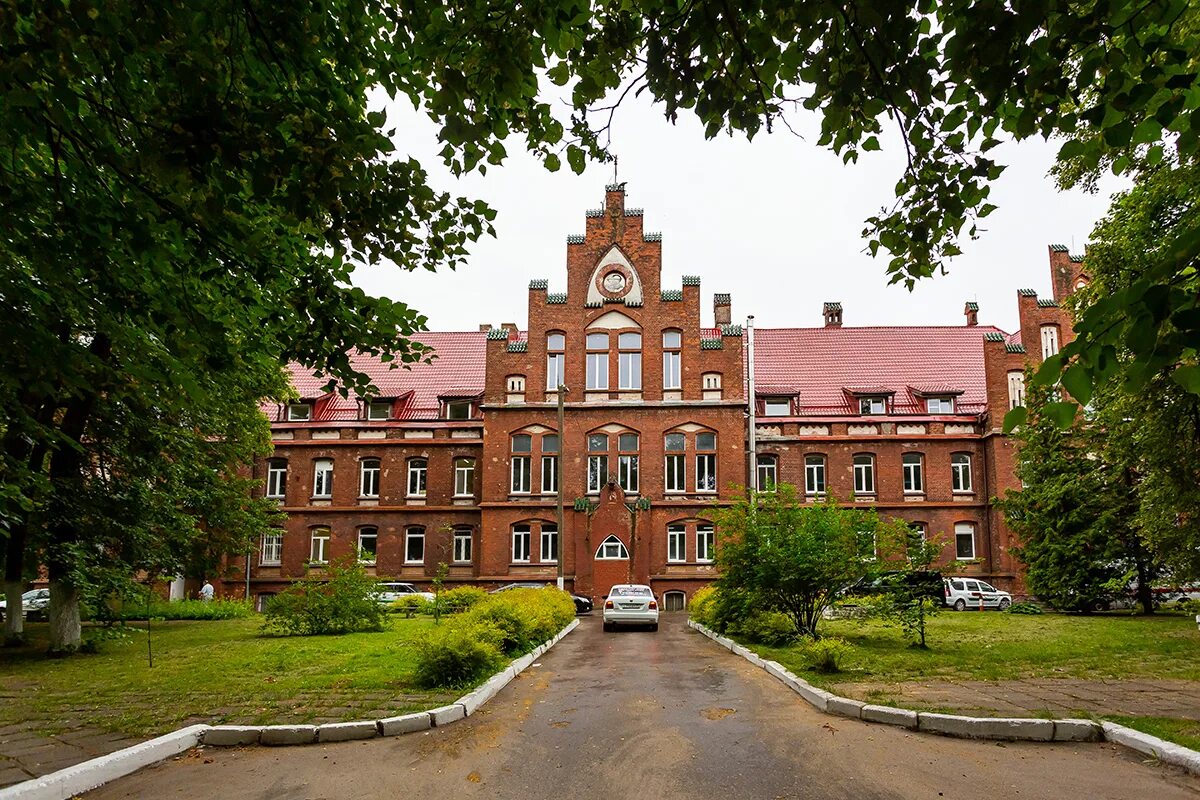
[859,396,887,415]
[366,401,391,421]
[925,397,955,414]
[446,400,473,420]
[287,403,312,421]
[763,398,791,417]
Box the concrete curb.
[0,617,583,800]
[0,725,207,800]
[687,619,1197,773]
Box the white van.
[944,578,1012,611]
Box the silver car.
[0,588,50,621]
[377,582,435,605]
[602,584,659,631]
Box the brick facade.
[219,188,1082,606]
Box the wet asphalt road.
[88,614,1199,799]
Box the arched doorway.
[663,590,686,612]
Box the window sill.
[311,496,332,501]
[260,562,281,568]
[403,561,424,566]
[359,561,377,566]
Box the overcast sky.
[353,92,1125,336]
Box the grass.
[750,611,1200,687]
[1108,716,1200,752]
[0,618,460,738]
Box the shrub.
[463,588,574,654]
[119,599,254,621]
[263,557,389,636]
[414,621,505,688]
[732,611,798,646]
[1007,601,1044,615]
[689,585,718,627]
[800,637,853,673]
[439,586,489,613]
[388,595,426,615]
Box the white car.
[0,588,50,621]
[602,584,659,631]
[377,582,435,605]
[944,578,1012,611]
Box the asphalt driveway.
[87,614,1199,799]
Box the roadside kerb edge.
[0,617,582,800]
[688,620,1190,772]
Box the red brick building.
[225,186,1088,609]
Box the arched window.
[618,332,642,390]
[407,458,427,498]
[312,458,333,498]
[595,535,629,560]
[309,527,331,564]
[360,457,380,498]
[618,432,639,493]
[696,432,717,492]
[902,453,924,494]
[266,458,287,499]
[546,332,565,392]
[506,375,526,394]
[702,372,723,399]
[357,526,378,564]
[511,434,532,494]
[662,330,682,390]
[587,433,609,494]
[853,454,875,495]
[952,453,973,493]
[757,455,778,491]
[664,432,686,493]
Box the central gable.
[585,245,645,307]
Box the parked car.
[490,582,594,614]
[376,582,435,605]
[944,578,1012,611]
[602,584,658,631]
[846,571,944,600]
[0,588,50,621]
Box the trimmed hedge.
[414,587,574,688]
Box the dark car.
[490,582,594,614]
[846,571,944,601]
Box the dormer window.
[366,401,391,421]
[763,398,791,417]
[859,396,887,415]
[925,397,955,414]
[287,403,312,421]
[445,400,473,420]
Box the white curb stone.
[316,720,378,743]
[1102,722,1200,775]
[714,635,735,650]
[920,713,1054,741]
[861,705,919,729]
[827,696,865,719]
[790,679,833,713]
[0,725,208,800]
[260,725,318,746]
[1053,719,1103,742]
[511,653,536,674]
[201,726,261,747]
[377,712,432,736]
[428,704,466,726]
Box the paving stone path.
[835,678,1200,720]
[0,722,140,789]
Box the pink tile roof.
[752,325,1008,416]
[283,332,487,421]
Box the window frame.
[617,432,639,494]
[312,458,333,499]
[541,433,559,494]
[546,330,566,392]
[902,452,924,494]
[585,332,609,390]
[309,527,331,564]
[1040,324,1060,359]
[260,531,283,566]
[357,526,378,564]
[359,457,381,498]
[366,401,391,421]
[512,524,532,563]
[955,522,976,560]
[286,403,312,422]
[617,331,642,390]
[667,524,687,563]
[540,524,559,563]
[858,396,887,415]
[404,526,425,565]
[662,330,682,390]
[853,453,875,495]
[445,400,473,420]
[266,458,287,500]
[453,457,476,498]
[452,528,473,563]
[925,397,955,414]
[1007,371,1026,409]
[406,458,427,498]
[695,432,717,493]
[511,434,533,494]
[696,525,715,563]
[595,535,629,560]
[757,455,778,491]
[952,452,974,493]
[763,398,791,417]
[804,454,827,497]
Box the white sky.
[353,93,1125,336]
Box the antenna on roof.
[612,154,619,185]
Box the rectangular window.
[1041,325,1060,359]
[453,529,473,563]
[757,457,777,491]
[407,459,427,497]
[367,401,390,420]
[1008,371,1026,409]
[804,455,826,496]
[446,400,472,419]
[667,525,686,563]
[925,397,954,414]
[309,529,330,564]
[955,523,976,560]
[512,525,531,562]
[952,453,973,492]
[853,454,875,495]
[540,525,558,563]
[547,353,565,390]
[405,528,425,564]
[859,396,887,415]
[618,352,642,390]
[454,458,475,497]
[663,351,681,390]
[260,532,283,566]
[902,453,924,493]
[665,454,686,493]
[266,460,287,499]
[541,455,558,494]
[763,398,790,416]
[286,403,311,421]
[511,456,531,493]
[696,454,716,492]
[586,332,609,390]
[360,458,380,497]
[618,454,639,493]
[696,525,715,563]
[587,455,608,493]
[313,459,333,498]
[357,528,378,563]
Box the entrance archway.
[663,591,686,612]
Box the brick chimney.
[964,301,979,327]
[714,293,732,326]
[823,302,842,328]
[478,323,492,332]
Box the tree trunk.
[3,579,24,646]
[46,577,81,655]
[1135,558,1155,615]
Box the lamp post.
[556,383,567,591]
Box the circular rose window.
[603,271,627,293]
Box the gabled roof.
[283,332,487,422]
[752,325,1008,416]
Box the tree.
[714,487,886,639]
[999,376,1159,613]
[872,525,948,649]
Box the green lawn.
[0,618,459,738]
[751,611,1200,687]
